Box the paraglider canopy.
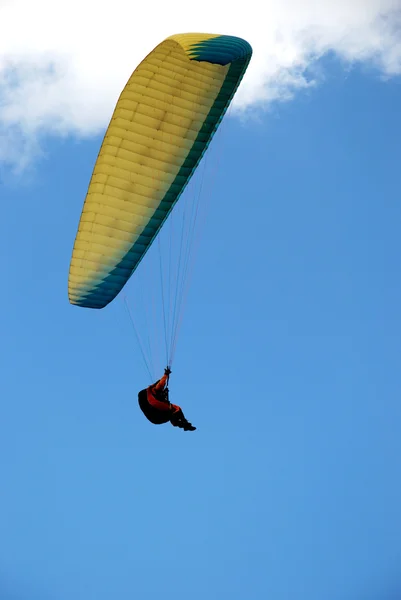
[68,32,252,310]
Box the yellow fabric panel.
[167,33,221,53]
[69,37,228,303]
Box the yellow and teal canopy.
[68,33,252,309]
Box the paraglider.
[68,32,252,427]
[138,367,196,431]
[68,32,252,311]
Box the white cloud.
[0,0,400,169]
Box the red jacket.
[146,374,170,411]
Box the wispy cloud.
[0,0,400,169]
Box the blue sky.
[1,54,401,600]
